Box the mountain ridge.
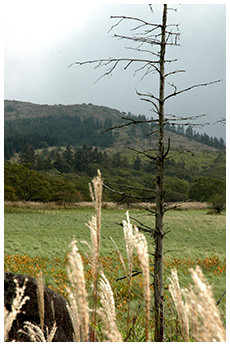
[4,100,221,155]
[4,99,124,123]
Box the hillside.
[4,100,222,159]
[4,99,124,123]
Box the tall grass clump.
[19,321,57,342]
[132,224,151,341]
[98,272,123,342]
[169,266,226,342]
[122,211,134,333]
[66,239,89,342]
[87,170,103,340]
[66,170,123,341]
[111,210,151,341]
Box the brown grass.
[169,267,226,342]
[4,200,209,210]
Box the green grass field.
[4,207,226,259]
[4,205,226,338]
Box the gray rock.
[4,272,74,342]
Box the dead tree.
[69,4,221,341]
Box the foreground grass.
[4,206,226,339]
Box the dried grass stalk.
[184,266,226,342]
[89,169,103,245]
[169,266,226,342]
[123,211,134,331]
[86,216,99,282]
[66,287,81,342]
[36,272,45,332]
[168,269,189,341]
[132,225,151,342]
[67,239,89,342]
[20,321,57,342]
[123,211,133,279]
[88,169,103,341]
[98,271,123,342]
[110,235,127,275]
[4,278,30,341]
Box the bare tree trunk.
[154,4,167,342]
[70,4,221,341]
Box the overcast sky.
[4,1,226,140]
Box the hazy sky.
[4,1,226,140]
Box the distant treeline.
[4,115,113,159]
[4,144,226,204]
[165,123,225,150]
[4,112,225,160]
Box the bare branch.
[114,32,180,47]
[136,90,159,112]
[165,113,208,122]
[213,117,226,125]
[144,206,156,215]
[149,4,154,13]
[133,62,160,78]
[164,79,222,102]
[147,128,159,136]
[136,90,160,103]
[167,81,177,94]
[216,289,226,306]
[166,150,195,160]
[69,57,158,69]
[125,45,160,58]
[137,65,158,82]
[114,33,161,45]
[130,216,154,234]
[116,184,155,193]
[103,183,155,200]
[163,138,170,159]
[163,229,171,237]
[167,7,178,12]
[164,204,181,212]
[165,69,186,78]
[128,146,157,160]
[166,121,210,128]
[108,17,125,33]
[116,270,155,287]
[104,115,159,132]
[109,15,162,31]
[69,57,163,83]
[139,97,160,111]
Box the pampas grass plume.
[169,266,226,342]
[98,271,123,342]
[67,239,89,342]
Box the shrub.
[208,193,226,214]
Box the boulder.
[4,272,74,342]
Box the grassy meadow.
[4,203,226,340]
